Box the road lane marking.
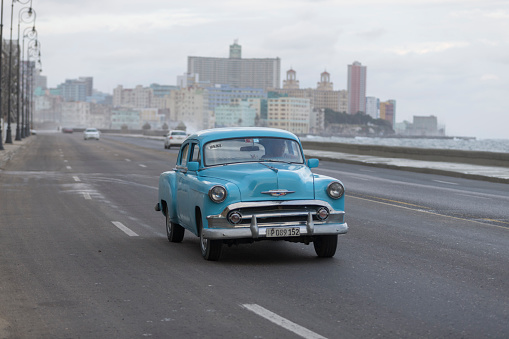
[351,195,509,230]
[66,166,72,170]
[125,158,131,162]
[73,176,81,182]
[82,192,91,200]
[241,304,326,339]
[433,179,459,185]
[139,164,147,168]
[111,221,138,237]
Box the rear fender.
[158,171,179,223]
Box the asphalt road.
[1,133,508,338]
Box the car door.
[175,142,200,229]
[176,143,191,227]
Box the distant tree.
[142,122,151,130]
[176,121,186,131]
[121,124,128,131]
[162,122,169,130]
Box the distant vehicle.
[155,127,348,261]
[164,130,187,149]
[83,128,100,140]
[62,127,73,134]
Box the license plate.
[266,227,300,238]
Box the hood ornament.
[261,189,295,197]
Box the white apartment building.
[215,100,257,127]
[267,97,311,135]
[365,97,380,119]
[168,87,214,132]
[60,102,90,128]
[113,85,153,108]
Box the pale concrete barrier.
[301,141,509,168]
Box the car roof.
[187,127,300,144]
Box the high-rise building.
[267,97,311,135]
[379,99,396,126]
[347,61,367,114]
[365,97,379,119]
[187,41,281,90]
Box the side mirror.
[187,161,199,171]
[307,158,319,168]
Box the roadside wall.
[301,141,509,168]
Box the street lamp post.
[5,0,31,143]
[0,0,5,150]
[26,39,38,136]
[22,26,36,138]
[16,9,35,139]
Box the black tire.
[166,206,185,243]
[313,235,338,258]
[197,210,222,261]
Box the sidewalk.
[304,149,509,184]
[0,136,34,170]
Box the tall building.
[379,99,396,126]
[187,41,281,90]
[365,96,379,119]
[347,61,367,114]
[58,78,92,102]
[267,97,311,135]
[271,69,347,112]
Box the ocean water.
[301,136,509,153]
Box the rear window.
[171,131,187,136]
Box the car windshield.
[204,137,304,166]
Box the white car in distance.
[83,128,100,140]
[164,130,187,149]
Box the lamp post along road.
[0,0,5,150]
[16,9,35,139]
[22,26,36,138]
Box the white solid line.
[111,221,138,237]
[433,179,459,185]
[82,192,91,200]
[73,176,80,182]
[139,164,147,168]
[241,304,326,339]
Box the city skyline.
[22,0,509,139]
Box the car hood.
[200,162,315,201]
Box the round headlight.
[208,185,227,203]
[327,181,344,199]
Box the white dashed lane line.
[139,164,147,168]
[111,221,139,237]
[73,176,81,182]
[241,304,327,339]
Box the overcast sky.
[18,0,509,138]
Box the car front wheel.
[166,206,185,242]
[313,235,338,258]
[197,210,222,261]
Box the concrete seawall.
[301,141,509,168]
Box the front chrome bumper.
[203,200,348,240]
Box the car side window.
[179,144,190,167]
[190,144,200,163]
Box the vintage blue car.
[155,127,348,261]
